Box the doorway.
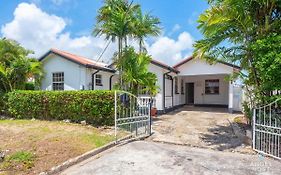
[185,83,194,104]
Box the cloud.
[169,24,181,36]
[1,3,116,63]
[1,2,194,66]
[147,32,194,65]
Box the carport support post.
[228,81,234,113]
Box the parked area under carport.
[149,106,253,153]
[60,107,281,175]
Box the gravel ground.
[148,106,253,154]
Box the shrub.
[7,90,115,126]
[0,92,8,116]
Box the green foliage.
[24,82,35,90]
[94,0,161,90]
[116,47,158,95]
[0,38,44,93]
[194,0,281,105]
[249,34,281,102]
[0,92,7,115]
[1,151,35,170]
[242,101,252,124]
[7,90,115,126]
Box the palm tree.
[0,38,43,92]
[132,7,161,53]
[117,47,158,95]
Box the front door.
[186,83,194,104]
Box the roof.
[151,59,179,73]
[108,58,179,73]
[39,48,116,73]
[173,56,241,70]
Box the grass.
[0,119,117,175]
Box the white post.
[252,108,256,149]
[228,81,234,113]
[114,90,117,143]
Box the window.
[205,79,219,94]
[95,74,102,86]
[181,79,184,94]
[175,77,179,94]
[52,72,64,90]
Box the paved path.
[61,141,281,175]
[149,106,253,153]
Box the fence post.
[149,101,152,135]
[114,90,117,144]
[252,108,256,149]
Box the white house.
[39,48,242,113]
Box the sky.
[0,0,209,66]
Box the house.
[39,48,242,113]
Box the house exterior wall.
[177,58,234,76]
[85,68,114,90]
[182,74,229,106]
[41,54,87,90]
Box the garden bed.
[0,119,115,175]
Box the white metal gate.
[253,98,281,160]
[114,91,152,143]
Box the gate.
[253,98,281,160]
[114,91,152,143]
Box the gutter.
[109,74,115,90]
[163,70,172,113]
[91,70,100,90]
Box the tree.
[0,38,43,92]
[116,47,158,96]
[194,0,281,104]
[132,7,161,53]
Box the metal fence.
[253,98,281,160]
[114,91,152,143]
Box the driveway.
[60,107,280,175]
[149,106,253,153]
[61,141,281,175]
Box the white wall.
[182,74,229,105]
[148,64,166,110]
[85,69,114,90]
[177,58,234,76]
[41,54,86,90]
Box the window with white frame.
[95,74,102,86]
[52,72,64,90]
[205,79,219,94]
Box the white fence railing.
[253,98,281,160]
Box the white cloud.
[1,2,194,66]
[169,24,181,35]
[1,3,117,63]
[147,32,194,65]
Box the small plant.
[242,102,252,125]
[0,151,35,171]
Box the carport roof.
[173,56,241,70]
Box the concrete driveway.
[60,107,281,175]
[61,141,281,175]
[149,106,253,153]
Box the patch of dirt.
[0,120,115,175]
[149,106,254,154]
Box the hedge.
[7,90,115,126]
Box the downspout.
[163,70,172,113]
[109,74,115,90]
[172,76,174,108]
[92,70,100,90]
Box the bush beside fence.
[7,90,115,126]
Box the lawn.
[0,119,116,175]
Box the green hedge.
[0,92,8,115]
[7,90,115,126]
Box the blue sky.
[0,0,209,65]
